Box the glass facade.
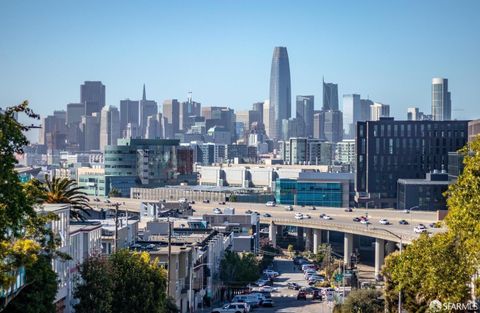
[275,178,343,207]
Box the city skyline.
[1,1,479,131]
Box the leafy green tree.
[4,255,58,313]
[0,102,59,309]
[220,251,260,287]
[341,289,384,313]
[28,174,92,220]
[74,250,175,313]
[74,255,113,313]
[382,137,480,311]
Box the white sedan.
[414,225,427,233]
[294,213,304,220]
[322,215,332,220]
[379,219,390,225]
[213,208,222,214]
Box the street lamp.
[408,205,419,225]
[372,227,403,313]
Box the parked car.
[266,201,276,207]
[261,298,274,307]
[399,219,409,225]
[296,290,307,300]
[301,264,317,271]
[259,286,275,293]
[213,208,222,214]
[379,219,390,225]
[287,282,301,290]
[211,303,248,313]
[231,295,260,308]
[263,269,279,277]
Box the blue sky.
[1,0,479,141]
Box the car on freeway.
[104,199,111,203]
[287,282,301,290]
[322,215,332,220]
[218,201,226,205]
[303,214,311,219]
[399,219,409,225]
[294,212,304,219]
[262,213,272,218]
[360,219,370,224]
[309,206,316,210]
[403,209,410,213]
[414,225,428,233]
[178,198,188,203]
[319,213,325,218]
[344,207,353,212]
[213,208,222,214]
[379,219,390,225]
[285,205,294,211]
[245,210,253,214]
[211,303,248,313]
[297,290,307,300]
[263,269,279,277]
[266,201,276,207]
[352,217,361,222]
[203,199,210,204]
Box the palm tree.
[40,174,92,220]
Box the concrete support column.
[344,233,353,266]
[313,229,322,254]
[296,227,304,250]
[385,241,397,255]
[305,228,313,252]
[268,223,277,248]
[277,225,283,237]
[326,230,330,244]
[374,238,385,279]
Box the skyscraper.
[321,110,343,142]
[120,99,140,135]
[163,99,180,137]
[269,47,291,140]
[342,94,361,139]
[431,77,451,121]
[322,81,339,111]
[359,99,373,121]
[81,81,106,116]
[370,102,390,121]
[66,103,85,125]
[100,105,120,150]
[80,114,100,151]
[263,100,273,139]
[138,85,158,137]
[296,95,314,138]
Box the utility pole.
[167,216,172,297]
[114,202,119,253]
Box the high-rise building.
[179,96,201,132]
[66,103,85,125]
[321,110,343,143]
[322,81,339,111]
[335,139,356,166]
[145,115,160,139]
[80,114,100,151]
[296,95,314,138]
[370,102,390,121]
[313,112,323,140]
[120,99,140,135]
[81,81,106,116]
[138,85,158,137]
[359,99,373,121]
[252,102,264,124]
[431,77,451,121]
[279,138,334,165]
[100,105,120,150]
[163,99,180,137]
[281,118,299,141]
[342,94,361,139]
[269,47,291,140]
[356,118,468,208]
[263,100,273,139]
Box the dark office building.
[356,117,468,208]
[397,171,450,211]
[81,81,106,116]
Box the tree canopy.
[74,250,177,313]
[219,251,260,287]
[0,102,59,310]
[382,136,480,311]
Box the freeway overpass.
[88,196,444,278]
